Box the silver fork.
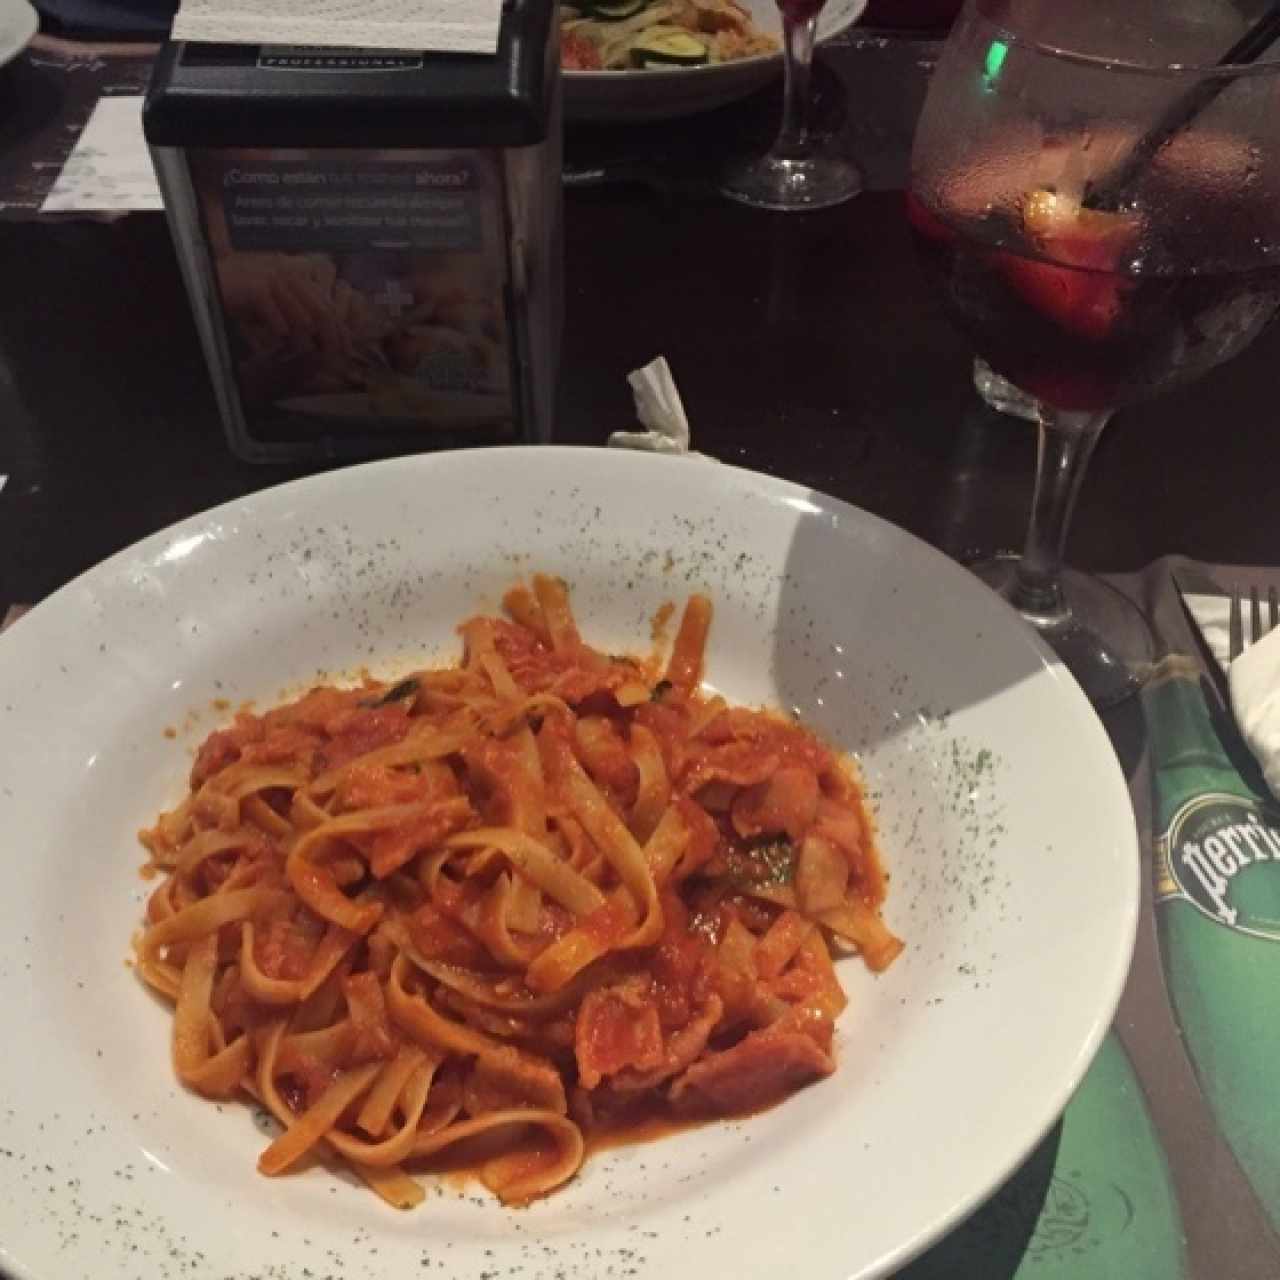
[1228,584,1280,659]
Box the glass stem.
[772,12,818,159]
[1010,405,1113,618]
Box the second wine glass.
[720,0,862,211]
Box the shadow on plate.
[894,1117,1064,1278]
[771,487,1063,756]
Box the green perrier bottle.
[1148,653,1280,1232]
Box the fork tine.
[1230,586,1244,661]
[1271,585,1278,632]
[1252,586,1264,645]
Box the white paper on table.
[608,356,716,460]
[1229,629,1280,804]
[1182,593,1233,670]
[41,97,162,214]
[1183,591,1280,803]
[172,0,502,55]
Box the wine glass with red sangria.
[909,0,1280,707]
[720,0,862,211]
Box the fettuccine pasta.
[136,577,902,1207]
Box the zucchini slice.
[585,0,648,19]
[630,29,709,67]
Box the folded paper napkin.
[42,97,164,215]
[607,356,715,459]
[172,0,501,55]
[1183,591,1280,801]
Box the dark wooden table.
[5,26,1280,1280]
[4,30,1277,609]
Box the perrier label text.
[1156,793,1280,937]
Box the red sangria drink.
[909,0,1280,708]
[908,146,1280,411]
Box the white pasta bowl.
[564,0,867,121]
[0,446,1137,1280]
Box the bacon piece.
[549,664,633,708]
[609,994,723,1094]
[632,702,691,779]
[669,1027,834,1114]
[814,796,864,858]
[277,687,363,732]
[649,890,713,1029]
[358,798,474,879]
[488,617,566,693]
[240,725,323,770]
[794,833,849,915]
[731,766,819,843]
[461,737,541,831]
[318,704,413,771]
[464,1045,567,1115]
[407,902,491,969]
[335,761,441,812]
[255,911,323,981]
[672,795,720,881]
[682,741,779,794]
[712,962,786,1034]
[574,977,665,1090]
[698,709,836,772]
[344,971,397,1064]
[190,713,265,787]
[284,1055,341,1111]
[573,716,638,801]
[814,795,881,896]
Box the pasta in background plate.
[135,576,901,1207]
[561,0,779,71]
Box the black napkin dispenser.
[144,1,561,462]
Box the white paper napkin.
[607,356,716,459]
[1183,591,1280,801]
[172,0,502,55]
[41,97,163,214]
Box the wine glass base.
[719,152,863,212]
[971,555,1155,710]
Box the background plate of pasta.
[0,447,1138,1280]
[561,0,867,122]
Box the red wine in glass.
[907,164,1280,411]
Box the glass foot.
[720,151,862,212]
[971,555,1155,710]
